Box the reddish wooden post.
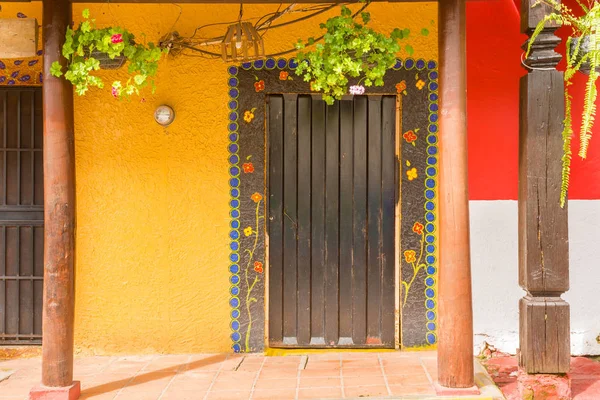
[519,0,570,374]
[436,0,477,393]
[30,0,79,398]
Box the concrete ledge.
[29,381,80,400]
[434,383,481,396]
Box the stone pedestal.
[29,381,80,400]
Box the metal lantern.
[221,22,265,62]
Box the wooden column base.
[434,383,480,396]
[29,381,80,400]
[519,296,570,373]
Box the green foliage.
[294,5,424,105]
[526,0,600,207]
[50,9,167,98]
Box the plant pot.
[569,35,600,75]
[84,41,134,70]
[90,50,126,70]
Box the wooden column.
[436,0,475,389]
[519,0,570,374]
[41,0,76,388]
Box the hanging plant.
[50,9,167,98]
[526,0,600,206]
[295,5,428,105]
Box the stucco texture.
[1,2,437,354]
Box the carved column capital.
[521,0,562,71]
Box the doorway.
[267,94,397,348]
[0,88,44,344]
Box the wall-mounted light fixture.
[154,105,175,127]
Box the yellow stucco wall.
[1,2,437,354]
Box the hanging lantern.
[221,22,265,62]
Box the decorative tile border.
[227,58,438,352]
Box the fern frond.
[561,89,574,208]
[526,14,564,58]
[578,34,599,158]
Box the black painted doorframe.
[263,94,402,349]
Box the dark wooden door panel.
[0,88,44,345]
[268,94,397,348]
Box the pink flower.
[349,85,365,95]
[111,86,118,98]
[111,34,123,44]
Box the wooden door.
[268,94,397,348]
[0,88,44,344]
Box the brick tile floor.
[0,351,495,399]
[483,355,600,400]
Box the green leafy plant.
[50,9,167,98]
[295,5,427,105]
[527,0,600,206]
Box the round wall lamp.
[154,105,175,127]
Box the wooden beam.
[518,0,570,374]
[0,0,501,3]
[41,0,77,389]
[436,0,475,390]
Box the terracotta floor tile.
[340,353,378,360]
[211,375,256,391]
[341,367,383,377]
[251,389,297,399]
[167,376,215,391]
[343,374,386,387]
[341,359,381,368]
[343,384,390,398]
[114,389,164,400]
[161,391,208,400]
[260,368,299,379]
[264,356,303,364]
[79,390,123,400]
[254,377,297,390]
[306,354,341,361]
[385,373,431,386]
[298,376,341,388]
[304,360,340,370]
[389,383,436,396]
[205,390,252,399]
[297,387,343,399]
[299,368,340,378]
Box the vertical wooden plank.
[338,100,354,345]
[310,96,326,345]
[33,225,43,336]
[0,227,5,336]
[20,152,33,206]
[20,91,32,149]
[34,152,43,206]
[6,92,18,149]
[296,95,312,346]
[324,99,340,346]
[6,93,18,207]
[366,96,383,343]
[19,226,33,336]
[268,95,284,344]
[6,151,18,206]
[352,96,368,345]
[282,94,298,345]
[381,96,396,345]
[5,226,18,335]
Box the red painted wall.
[466,0,600,200]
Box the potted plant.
[50,9,167,98]
[295,5,427,105]
[526,0,600,206]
